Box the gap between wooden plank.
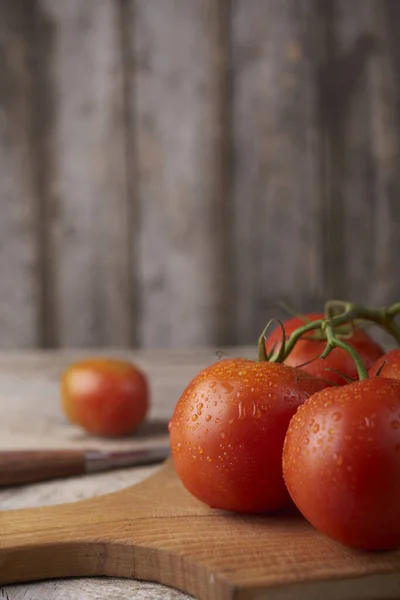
[0,1,40,349]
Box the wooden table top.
[0,347,250,600]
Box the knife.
[0,446,170,487]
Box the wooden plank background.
[0,0,399,350]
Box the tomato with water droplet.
[169,358,327,513]
[264,314,384,385]
[283,377,400,550]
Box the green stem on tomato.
[321,321,369,381]
[381,304,400,343]
[326,300,400,345]
[269,300,400,364]
[381,319,400,345]
[257,320,288,362]
[384,302,400,318]
[257,320,274,362]
[258,336,268,362]
[274,318,324,362]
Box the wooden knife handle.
[0,450,86,487]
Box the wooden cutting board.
[1,460,400,600]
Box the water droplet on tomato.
[221,432,226,439]
[332,412,342,421]
[206,456,213,462]
[209,381,217,389]
[304,437,310,445]
[333,453,343,465]
[198,445,204,454]
[222,383,234,393]
[215,418,221,424]
[364,416,374,429]
[205,414,212,422]
[312,423,320,433]
[192,414,198,422]
[238,401,245,419]
[197,403,203,415]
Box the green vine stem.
[268,300,400,364]
[257,320,287,362]
[386,302,400,318]
[258,328,269,362]
[257,321,274,362]
[321,320,369,381]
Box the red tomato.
[61,358,149,437]
[265,313,384,385]
[369,347,400,380]
[168,358,327,513]
[283,377,400,550]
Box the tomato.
[264,313,384,385]
[61,358,149,437]
[369,347,400,380]
[283,377,400,550]
[168,358,327,513]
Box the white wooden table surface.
[0,348,251,600]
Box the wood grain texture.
[0,349,243,599]
[369,0,400,306]
[0,463,187,600]
[1,0,400,352]
[0,1,39,348]
[317,0,377,300]
[333,0,377,303]
[132,0,229,349]
[1,347,399,599]
[231,0,323,344]
[316,0,400,305]
[3,460,400,600]
[0,347,250,452]
[38,0,131,347]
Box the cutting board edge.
[234,570,400,600]
[0,538,236,600]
